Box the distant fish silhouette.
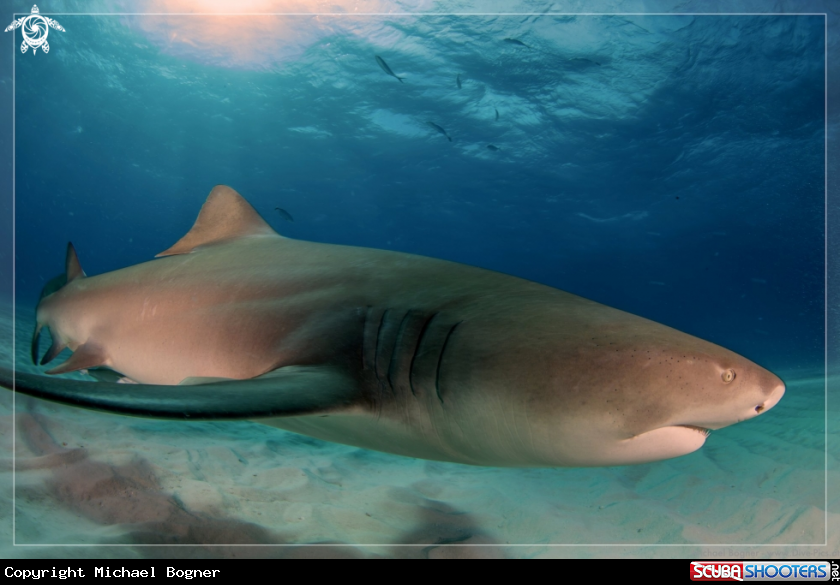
[568,57,601,67]
[426,121,452,142]
[503,37,530,48]
[486,144,500,152]
[495,108,499,121]
[275,208,294,222]
[375,55,404,83]
[456,74,462,89]
[502,37,600,66]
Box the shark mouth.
[679,425,712,437]
[609,423,715,466]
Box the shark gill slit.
[409,312,439,396]
[435,321,463,404]
[361,305,373,370]
[387,310,414,392]
[373,308,390,384]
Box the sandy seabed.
[0,302,835,559]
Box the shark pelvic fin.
[156,185,280,257]
[66,242,86,282]
[31,324,43,365]
[40,335,67,365]
[45,342,107,374]
[0,365,359,420]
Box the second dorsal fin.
[66,242,85,282]
[156,185,280,257]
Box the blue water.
[0,4,832,556]
[12,10,826,372]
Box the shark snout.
[664,368,785,435]
[702,374,785,430]
[753,379,785,416]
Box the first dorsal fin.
[156,185,280,258]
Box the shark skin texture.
[3,185,785,468]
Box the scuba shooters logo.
[691,561,833,581]
[5,5,65,54]
[692,563,745,582]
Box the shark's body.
[5,186,785,467]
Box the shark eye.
[721,369,736,384]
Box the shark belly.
[259,392,542,467]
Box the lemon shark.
[1,186,785,467]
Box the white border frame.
[8,9,830,552]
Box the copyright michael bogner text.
[5,567,222,579]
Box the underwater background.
[0,0,836,558]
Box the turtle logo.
[5,5,65,55]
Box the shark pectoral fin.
[45,342,107,374]
[156,185,282,258]
[0,366,360,421]
[178,369,298,386]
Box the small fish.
[456,74,462,89]
[567,57,601,67]
[494,108,499,121]
[503,37,530,48]
[375,55,404,83]
[426,121,452,142]
[503,37,596,64]
[275,208,294,222]
[487,144,500,151]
